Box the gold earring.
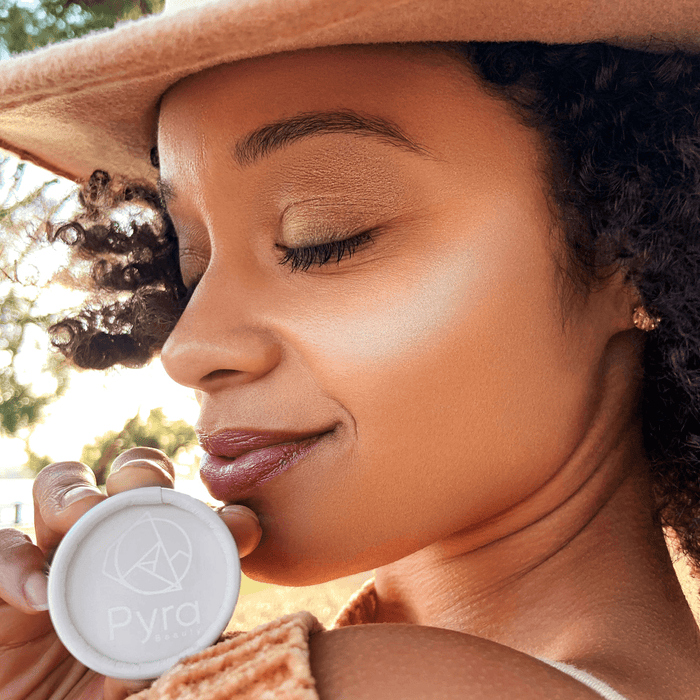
[632,306,661,331]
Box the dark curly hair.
[44,41,700,578]
[45,168,187,369]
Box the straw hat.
[0,0,699,190]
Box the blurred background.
[0,1,697,630]
[0,0,372,630]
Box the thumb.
[216,505,262,558]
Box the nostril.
[204,368,241,382]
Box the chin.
[239,541,372,587]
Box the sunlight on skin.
[152,44,700,698]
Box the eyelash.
[275,229,376,273]
[178,229,377,298]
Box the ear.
[591,265,644,335]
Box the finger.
[103,676,153,700]
[217,505,263,558]
[111,447,176,480]
[0,528,50,614]
[33,462,106,555]
[106,447,176,496]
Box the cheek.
[302,198,596,533]
[240,183,600,584]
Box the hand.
[0,448,262,700]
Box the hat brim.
[1,0,699,187]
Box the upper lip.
[197,426,335,459]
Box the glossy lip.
[198,427,333,459]
[198,427,335,501]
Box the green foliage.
[25,446,52,473]
[80,408,198,484]
[0,0,164,58]
[1,156,74,439]
[0,288,71,435]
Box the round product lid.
[47,487,240,680]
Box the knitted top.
[126,576,630,700]
[125,577,377,700]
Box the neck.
[372,332,700,688]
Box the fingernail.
[24,571,49,611]
[220,506,261,526]
[113,458,165,475]
[59,485,102,509]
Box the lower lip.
[199,434,326,501]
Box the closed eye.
[275,229,376,273]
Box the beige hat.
[0,0,699,189]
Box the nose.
[159,265,282,392]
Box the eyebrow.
[156,109,435,209]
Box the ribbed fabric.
[127,576,630,700]
[329,576,378,629]
[127,610,326,700]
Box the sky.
[2,359,202,475]
[1,152,201,477]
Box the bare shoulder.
[308,623,611,700]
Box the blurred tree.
[81,408,198,484]
[0,288,71,435]
[1,157,73,442]
[0,0,164,57]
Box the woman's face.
[157,44,631,585]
